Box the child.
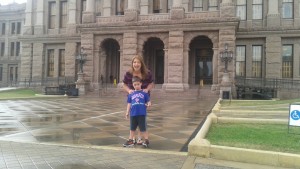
[123,76,151,148]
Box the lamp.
[220,43,233,73]
[76,47,87,73]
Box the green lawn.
[206,123,300,154]
[0,88,39,99]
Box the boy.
[123,76,151,148]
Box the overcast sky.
[0,0,27,5]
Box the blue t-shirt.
[127,90,150,117]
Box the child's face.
[133,81,142,90]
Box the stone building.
[5,0,300,98]
[0,3,25,87]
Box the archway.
[189,36,213,85]
[143,37,164,84]
[101,39,120,84]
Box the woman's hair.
[129,55,149,80]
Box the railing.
[235,77,300,90]
[15,76,76,88]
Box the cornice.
[19,34,81,42]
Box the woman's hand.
[128,89,134,94]
[143,89,149,93]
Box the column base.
[170,7,185,20]
[23,26,33,35]
[220,3,235,17]
[34,25,45,35]
[125,9,138,22]
[82,12,95,23]
[267,14,281,27]
[66,24,77,34]
[162,83,187,92]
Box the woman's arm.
[123,83,134,94]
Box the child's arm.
[125,103,131,119]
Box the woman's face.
[132,58,142,72]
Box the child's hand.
[125,112,129,119]
[146,101,151,107]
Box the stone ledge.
[188,101,300,168]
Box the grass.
[0,88,39,99]
[206,123,300,154]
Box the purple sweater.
[122,71,153,90]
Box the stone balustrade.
[96,11,221,24]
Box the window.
[1,23,5,35]
[10,42,15,56]
[153,0,160,13]
[193,0,203,12]
[282,0,293,19]
[60,1,68,28]
[252,46,262,77]
[59,49,65,77]
[17,22,21,34]
[236,46,246,77]
[252,0,262,19]
[208,0,218,11]
[49,2,56,29]
[282,45,293,78]
[11,23,15,34]
[236,0,246,20]
[16,42,20,56]
[47,49,54,77]
[116,0,124,15]
[168,0,173,12]
[0,42,4,56]
[0,66,2,81]
[9,67,14,81]
[81,0,86,23]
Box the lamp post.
[219,43,234,99]
[76,47,87,73]
[220,43,233,73]
[75,47,87,96]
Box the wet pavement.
[0,96,234,169]
[0,97,216,152]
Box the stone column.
[140,0,149,15]
[163,31,185,92]
[19,43,33,86]
[125,0,138,22]
[267,0,280,27]
[35,0,44,34]
[211,48,219,91]
[170,0,184,20]
[32,43,44,80]
[67,0,77,34]
[103,0,111,17]
[65,43,77,77]
[220,0,234,18]
[82,0,95,23]
[24,0,33,35]
[265,36,281,78]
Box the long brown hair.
[129,55,149,80]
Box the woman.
[123,55,154,95]
[122,55,154,145]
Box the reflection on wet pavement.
[0,97,217,152]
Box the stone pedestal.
[163,83,185,92]
[75,73,88,95]
[219,72,232,99]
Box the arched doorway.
[189,36,213,85]
[143,37,164,84]
[101,39,120,84]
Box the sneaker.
[123,139,135,147]
[136,138,143,145]
[142,139,149,148]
